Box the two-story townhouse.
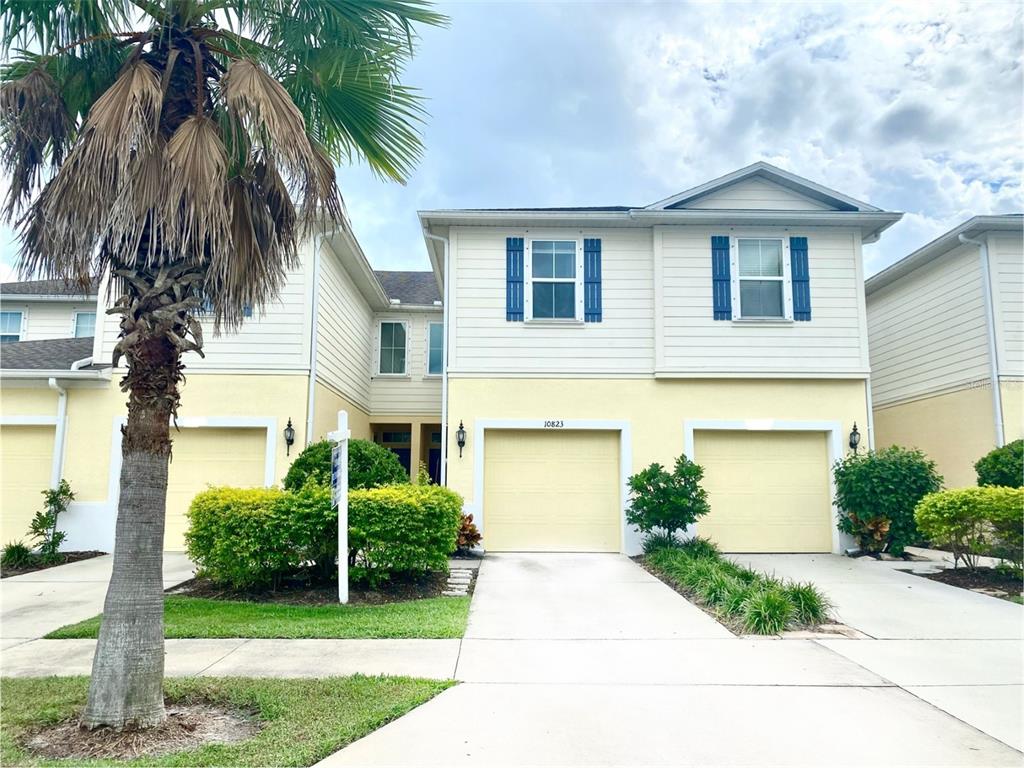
[0,217,441,552]
[0,278,99,343]
[866,215,1023,487]
[421,162,902,556]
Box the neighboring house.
[0,216,442,552]
[0,278,99,343]
[420,162,902,555]
[866,215,1024,487]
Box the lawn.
[46,595,471,640]
[0,676,452,767]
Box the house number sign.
[543,420,565,428]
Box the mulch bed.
[169,570,455,606]
[919,567,1022,601]
[23,703,259,760]
[1,550,106,579]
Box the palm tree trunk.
[82,331,180,729]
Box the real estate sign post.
[329,411,351,604]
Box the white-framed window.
[378,320,407,375]
[74,311,96,338]
[732,237,792,320]
[426,321,443,376]
[0,311,23,343]
[526,238,583,321]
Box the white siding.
[990,234,1024,377]
[316,242,374,411]
[867,244,990,406]
[449,226,655,375]
[661,227,868,374]
[0,300,96,342]
[369,311,442,415]
[98,245,313,371]
[681,178,833,211]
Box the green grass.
[46,595,471,640]
[644,538,832,634]
[0,675,452,767]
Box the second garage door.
[695,430,833,553]
[483,429,620,552]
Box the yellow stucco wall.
[312,380,372,442]
[873,384,997,488]
[446,377,868,515]
[1001,380,1023,444]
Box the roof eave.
[0,368,111,380]
[0,294,98,303]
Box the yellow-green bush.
[914,487,1024,571]
[349,484,462,585]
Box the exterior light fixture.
[849,422,861,455]
[456,420,467,458]
[284,418,296,456]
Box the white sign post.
[328,410,351,604]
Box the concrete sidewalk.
[1,553,194,642]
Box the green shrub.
[349,484,462,586]
[987,488,1024,574]
[626,454,710,543]
[915,486,1024,572]
[283,439,409,492]
[641,531,682,553]
[834,446,942,555]
[742,587,793,634]
[28,480,73,563]
[1,541,34,569]
[784,582,831,625]
[975,440,1023,488]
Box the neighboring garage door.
[483,429,620,552]
[165,427,267,550]
[695,430,832,553]
[0,425,54,542]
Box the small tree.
[975,440,1023,488]
[834,446,942,555]
[627,454,710,547]
[28,480,74,564]
[284,439,409,492]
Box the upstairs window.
[427,322,443,375]
[736,238,789,319]
[0,311,22,343]
[528,239,580,320]
[378,321,407,375]
[74,311,96,338]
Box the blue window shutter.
[506,237,524,321]
[790,236,811,321]
[584,238,602,322]
[711,235,731,320]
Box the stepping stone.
[442,589,468,597]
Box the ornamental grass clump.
[742,587,794,635]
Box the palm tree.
[1,0,444,729]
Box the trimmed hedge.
[186,483,463,589]
[283,439,409,492]
[915,486,1024,572]
[975,440,1023,488]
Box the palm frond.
[2,0,134,54]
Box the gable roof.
[374,271,441,306]
[646,162,879,212]
[866,214,1024,295]
[0,337,99,370]
[1,277,99,298]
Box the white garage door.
[483,429,620,552]
[695,430,833,553]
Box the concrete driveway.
[0,553,194,646]
[320,553,1022,767]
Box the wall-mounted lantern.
[284,418,296,456]
[849,423,861,455]
[456,420,467,458]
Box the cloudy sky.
[1,0,1021,280]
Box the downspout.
[864,378,876,450]
[423,230,450,485]
[47,377,68,489]
[305,233,325,446]
[959,233,1005,447]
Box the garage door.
[165,427,267,550]
[483,429,620,552]
[0,425,54,542]
[695,430,832,553]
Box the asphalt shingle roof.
[0,337,98,370]
[374,271,441,305]
[1,277,99,297]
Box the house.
[0,278,99,343]
[421,162,903,555]
[866,215,1023,487]
[0,214,442,552]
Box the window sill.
[524,318,585,326]
[731,317,794,325]
[374,373,411,380]
[424,373,442,379]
